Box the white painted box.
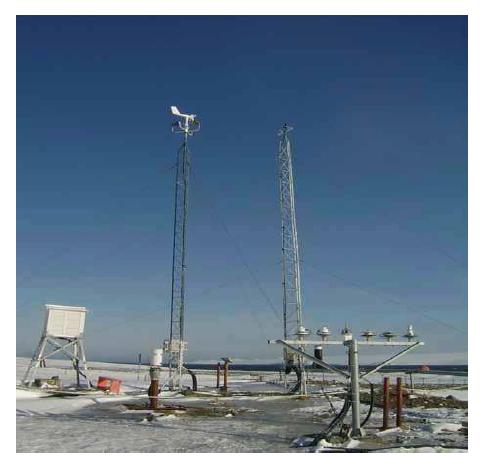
[43,304,87,338]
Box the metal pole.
[74,342,80,387]
[382,377,390,430]
[298,331,307,396]
[396,377,403,428]
[223,361,229,393]
[78,339,90,387]
[178,343,184,392]
[149,380,159,409]
[149,367,161,409]
[137,353,142,381]
[348,339,362,437]
[216,362,221,388]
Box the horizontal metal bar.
[269,339,423,347]
[270,340,350,379]
[268,339,343,345]
[358,341,424,346]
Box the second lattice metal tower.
[278,124,303,348]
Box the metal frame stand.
[269,335,424,437]
[22,335,90,387]
[165,339,188,391]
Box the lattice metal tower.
[278,124,307,396]
[278,124,303,341]
[167,106,200,391]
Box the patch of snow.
[16,357,469,453]
[429,422,463,434]
[16,388,51,399]
[314,438,360,451]
[376,427,403,436]
[346,439,360,448]
[420,388,468,402]
[154,414,179,421]
[378,447,467,453]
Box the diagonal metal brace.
[360,341,424,379]
[272,339,350,379]
[45,338,79,360]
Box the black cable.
[17,161,177,311]
[325,393,351,437]
[190,169,282,323]
[303,261,466,335]
[320,177,467,274]
[360,383,375,428]
[86,278,247,336]
[290,392,352,449]
[184,368,198,391]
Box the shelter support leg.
[74,342,80,386]
[22,336,48,386]
[77,339,91,386]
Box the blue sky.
[17,16,467,364]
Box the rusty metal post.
[149,380,159,409]
[396,377,403,428]
[149,367,161,409]
[223,360,229,393]
[382,377,390,430]
[216,362,221,388]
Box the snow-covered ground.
[16,358,468,453]
[419,388,468,402]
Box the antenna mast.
[167,106,200,391]
[278,123,307,394]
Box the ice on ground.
[289,402,344,417]
[376,427,403,437]
[418,388,468,402]
[378,447,467,453]
[16,389,51,399]
[16,357,468,453]
[423,422,464,434]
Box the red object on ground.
[97,376,122,394]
